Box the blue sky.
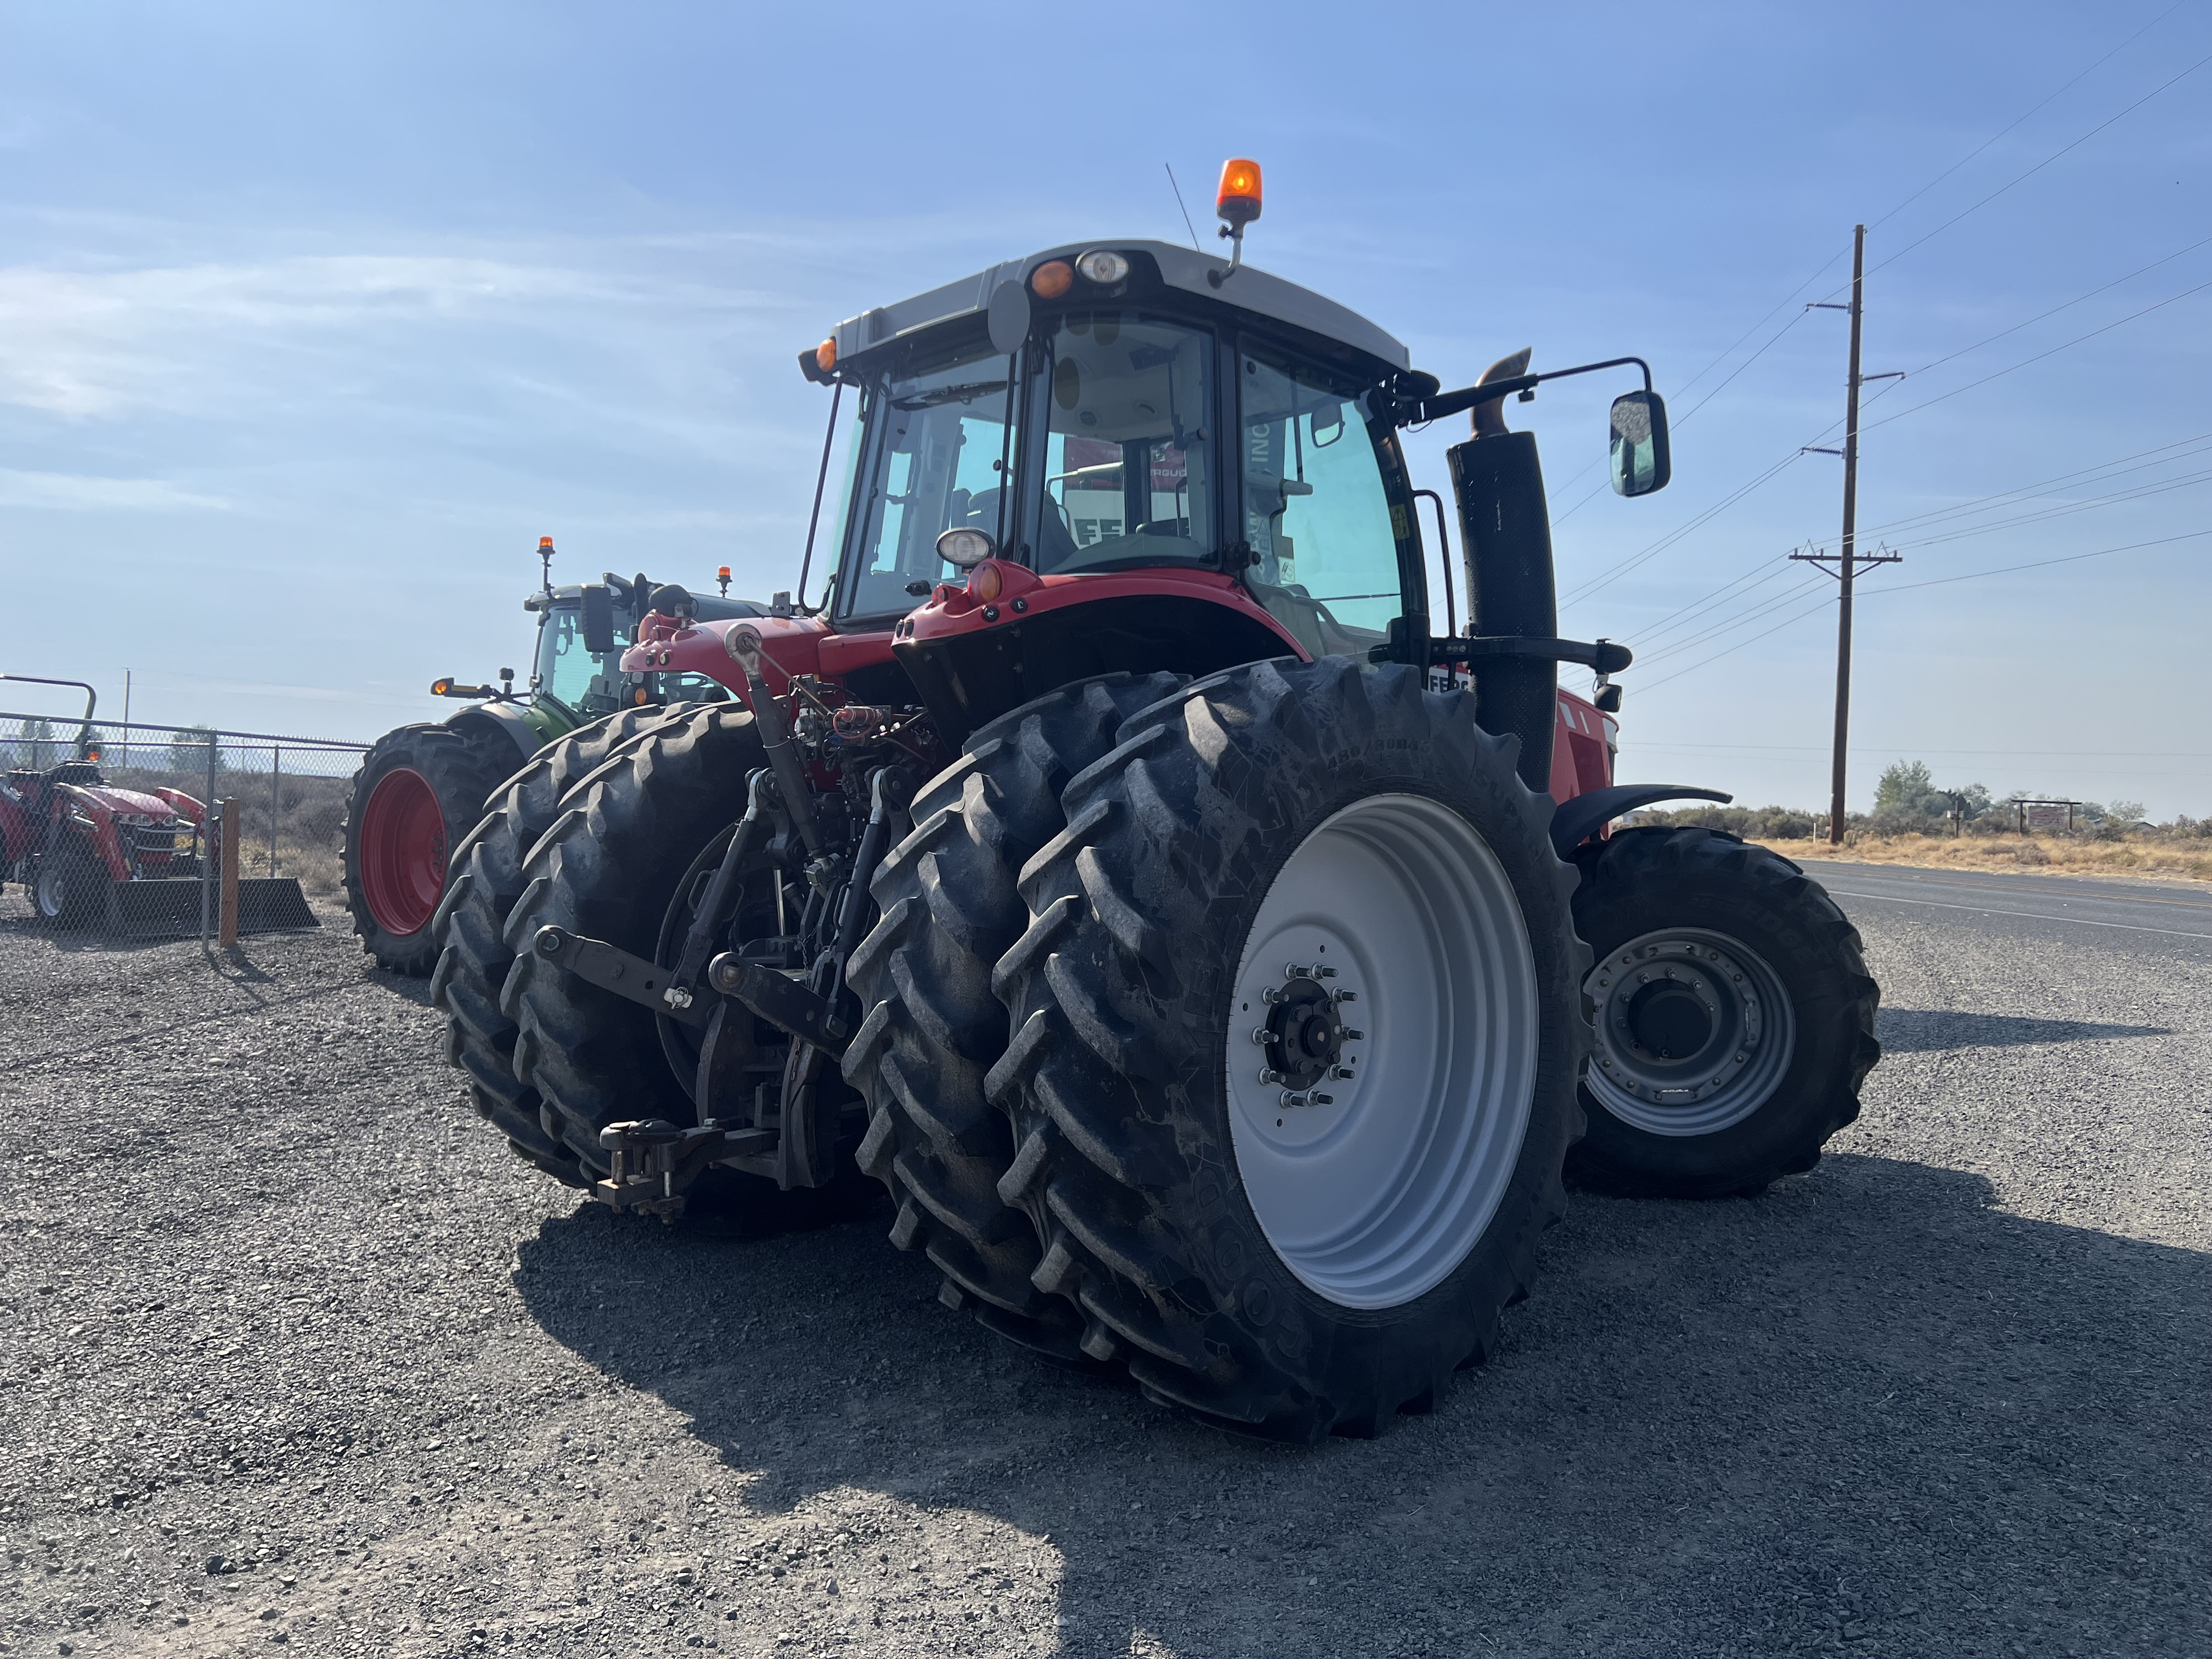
[2,1,2207,816]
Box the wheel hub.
[1254,964,1363,1099]
[1583,928,1796,1137]
[1224,793,1538,1312]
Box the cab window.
[1239,343,1401,658]
[841,341,1019,622]
[534,606,602,708]
[1031,314,1217,573]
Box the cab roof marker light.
[1029,260,1074,300]
[1075,249,1129,286]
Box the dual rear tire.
[849,658,1587,1440]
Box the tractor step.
[530,926,711,1028]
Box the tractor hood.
[61,782,177,819]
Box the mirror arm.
[1381,356,1653,428]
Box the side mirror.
[1609,390,1671,497]
[580,584,617,653]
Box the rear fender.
[893,563,1306,744]
[448,701,555,766]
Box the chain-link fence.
[1,712,368,947]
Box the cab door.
[1233,338,1426,661]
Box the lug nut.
[1330,1065,1356,1080]
[1259,1069,1285,1085]
[1251,1026,1269,1045]
[1342,1029,1365,1042]
[1311,1093,1334,1106]
[1279,1091,1308,1109]
[1333,989,1358,1003]
[1261,986,1288,1005]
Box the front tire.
[35,846,110,931]
[343,722,519,975]
[1566,826,1880,1198]
[989,658,1587,1441]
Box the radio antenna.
[1164,162,1201,251]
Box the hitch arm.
[531,926,712,1027]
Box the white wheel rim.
[1583,927,1796,1137]
[1224,793,1539,1312]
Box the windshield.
[838,341,1019,621]
[534,605,603,708]
[1032,314,1216,573]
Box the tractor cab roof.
[827,239,1410,383]
[530,583,765,623]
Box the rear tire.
[503,705,862,1232]
[1566,826,1880,1198]
[842,672,1186,1364]
[989,658,1587,1440]
[430,706,695,1183]
[343,722,519,975]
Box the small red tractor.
[343,547,768,973]
[1,675,212,934]
[436,163,1880,1440]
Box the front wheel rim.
[1583,927,1797,1137]
[36,865,66,917]
[1224,793,1540,1312]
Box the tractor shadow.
[1878,1006,2173,1052]
[514,1156,2210,1656]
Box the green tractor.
[341,540,769,973]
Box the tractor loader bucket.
[105,878,318,940]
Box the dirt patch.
[1760,832,2212,884]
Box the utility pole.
[1793,224,1901,844]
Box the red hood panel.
[70,784,177,818]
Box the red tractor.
[436,167,1880,1440]
[1,676,213,933]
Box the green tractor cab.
[341,547,770,974]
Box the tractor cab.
[801,238,1424,740]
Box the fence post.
[270,743,280,877]
[201,733,218,945]
[220,798,240,947]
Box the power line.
[1635,527,2212,693]
[1858,273,2212,436]
[1858,432,2212,537]
[1858,44,2212,286]
[1865,2,2191,234]
[1556,9,2194,527]
[1562,253,2212,613]
[1853,527,2212,596]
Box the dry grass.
[1758,831,2212,885]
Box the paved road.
[0,865,2206,1659]
[1809,859,2212,953]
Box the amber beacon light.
[1216,159,1263,227]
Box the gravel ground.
[0,888,2205,1658]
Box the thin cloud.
[0,469,230,511]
